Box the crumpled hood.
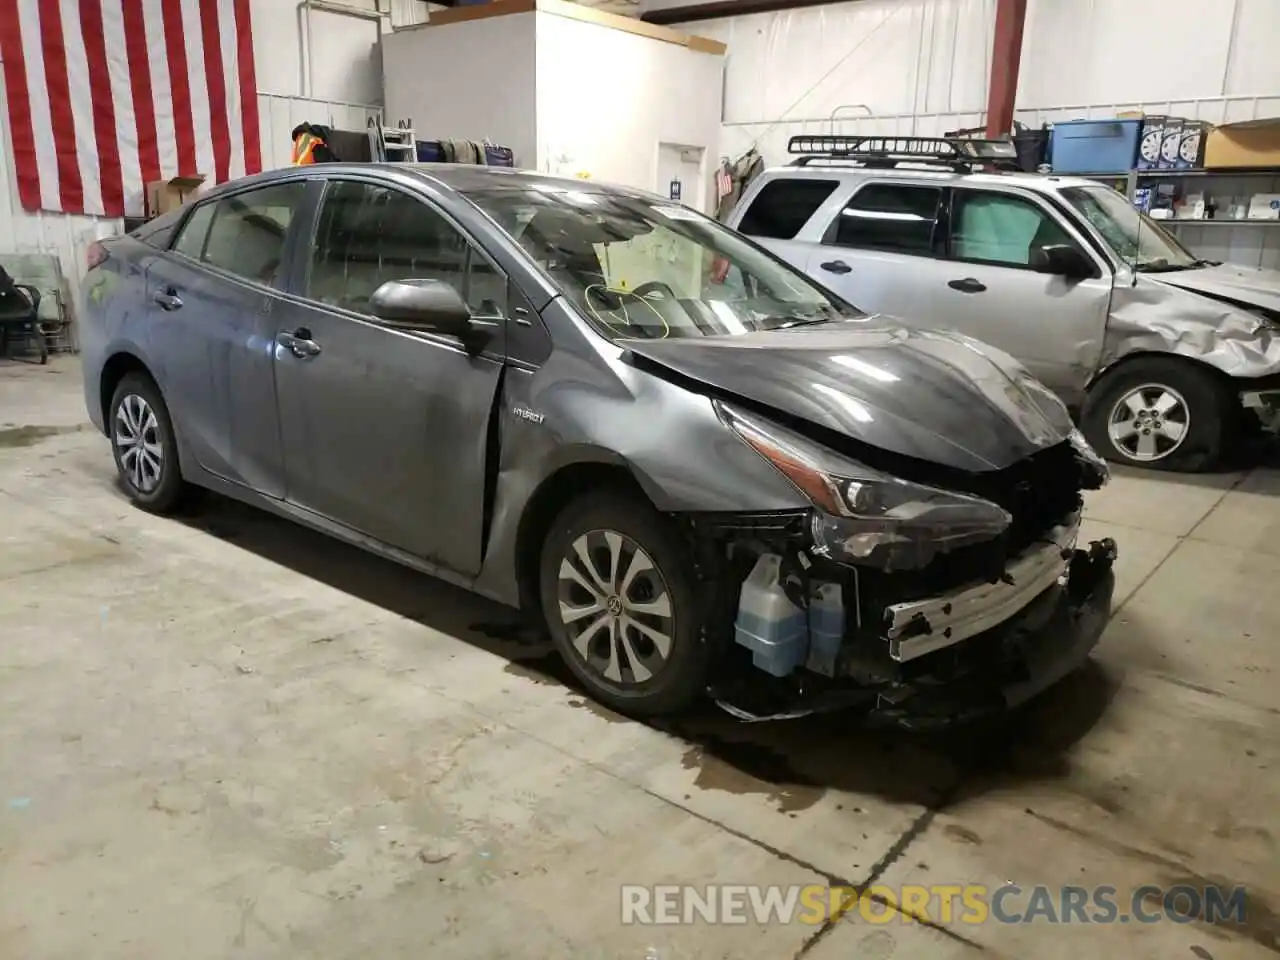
[1145,263,1280,314]
[620,318,1076,472]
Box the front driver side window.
[949,191,1076,267]
[306,181,504,318]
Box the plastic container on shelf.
[805,582,845,677]
[733,554,808,677]
[1049,119,1143,174]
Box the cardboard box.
[1246,193,1280,220]
[1204,119,1280,168]
[144,175,205,218]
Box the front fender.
[1101,276,1280,381]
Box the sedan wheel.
[114,393,165,493]
[557,530,674,685]
[539,491,709,715]
[1105,383,1189,463]
[108,372,190,513]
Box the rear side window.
[173,182,306,288]
[172,204,215,260]
[737,178,838,240]
[829,184,942,255]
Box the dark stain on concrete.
[680,742,823,813]
[0,424,88,447]
[943,823,982,845]
[1190,947,1214,960]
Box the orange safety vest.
[291,132,323,165]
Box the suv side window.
[949,190,1077,267]
[828,183,942,255]
[307,181,505,318]
[188,182,306,287]
[737,178,839,240]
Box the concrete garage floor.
[1,356,1277,960]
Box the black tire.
[108,372,190,513]
[538,491,709,716]
[1082,357,1231,472]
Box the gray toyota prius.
[80,163,1117,724]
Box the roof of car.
[756,163,1104,194]
[209,162,665,201]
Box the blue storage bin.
[1049,119,1141,174]
[415,140,444,163]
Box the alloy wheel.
[556,529,674,686]
[114,393,164,493]
[1106,383,1190,463]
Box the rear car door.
[804,181,946,322]
[932,187,1112,399]
[147,179,308,497]
[271,178,505,577]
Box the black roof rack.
[787,134,1020,172]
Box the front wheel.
[538,491,709,716]
[1081,357,1231,471]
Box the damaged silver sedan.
[79,163,1117,722]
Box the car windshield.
[1060,184,1198,272]
[465,185,863,339]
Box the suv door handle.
[947,277,987,294]
[819,260,852,275]
[278,328,321,359]
[152,288,183,310]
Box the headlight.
[716,401,1011,571]
[1068,427,1110,487]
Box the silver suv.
[727,135,1280,472]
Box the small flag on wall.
[0,0,263,219]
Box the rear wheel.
[109,373,189,513]
[538,491,709,716]
[1082,357,1231,471]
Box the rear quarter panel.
[80,235,165,432]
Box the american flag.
[0,0,262,219]
[715,163,733,202]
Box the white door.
[930,187,1113,401]
[803,181,946,322]
[657,143,706,213]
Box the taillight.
[86,241,108,270]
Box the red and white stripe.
[0,0,261,219]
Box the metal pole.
[984,0,1027,139]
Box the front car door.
[147,179,308,497]
[803,180,947,322]
[933,186,1113,401]
[271,177,505,577]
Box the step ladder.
[368,117,417,163]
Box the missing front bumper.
[868,537,1117,728]
[885,519,1080,663]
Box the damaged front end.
[688,403,1117,727]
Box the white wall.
[382,13,539,167]
[535,10,723,207]
[701,0,1280,165]
[695,0,1280,266]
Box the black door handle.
[278,327,321,359]
[947,277,987,293]
[152,288,183,310]
[820,260,852,275]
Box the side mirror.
[369,279,491,350]
[1031,244,1094,280]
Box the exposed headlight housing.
[1068,427,1110,487]
[716,401,1012,571]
